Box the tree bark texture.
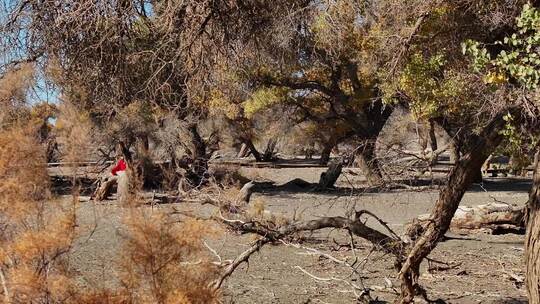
[355,140,383,186]
[237,143,250,158]
[262,139,277,161]
[246,139,262,161]
[526,150,540,303]
[319,144,333,165]
[397,110,514,303]
[428,120,438,152]
[317,161,343,189]
[352,100,393,185]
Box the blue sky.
[1,0,60,105]
[2,0,156,105]
[31,75,60,105]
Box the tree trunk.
[188,124,207,161]
[136,135,149,157]
[93,175,118,201]
[187,124,208,184]
[320,144,333,165]
[428,120,438,152]
[416,123,429,152]
[45,137,58,163]
[351,100,393,186]
[245,139,262,161]
[135,135,162,189]
[317,161,343,189]
[355,140,383,186]
[473,167,483,183]
[237,181,255,204]
[262,139,277,161]
[177,168,193,194]
[448,141,460,164]
[526,150,540,302]
[432,119,459,164]
[410,203,525,234]
[305,143,315,160]
[398,111,512,303]
[237,143,249,158]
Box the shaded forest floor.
[63,166,530,303]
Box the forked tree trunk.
[245,139,262,161]
[433,119,459,164]
[526,150,540,302]
[356,140,383,186]
[354,101,393,186]
[398,111,512,303]
[237,143,250,158]
[262,139,277,161]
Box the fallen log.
[237,181,255,204]
[407,202,525,238]
[93,175,118,201]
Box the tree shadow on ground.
[251,177,532,198]
[469,178,532,193]
[492,297,527,304]
[50,176,97,196]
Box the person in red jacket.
[111,157,127,176]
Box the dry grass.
[0,126,78,304]
[119,210,220,303]
[0,66,222,303]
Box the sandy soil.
[66,166,531,303]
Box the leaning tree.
[374,1,539,301]
[461,4,540,301]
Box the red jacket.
[111,159,127,175]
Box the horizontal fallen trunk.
[210,209,407,293]
[408,203,525,238]
[219,212,406,257]
[450,203,525,229]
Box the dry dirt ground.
[66,166,531,303]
